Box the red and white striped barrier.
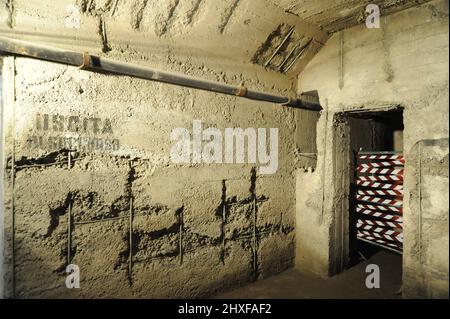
[357,223,403,235]
[358,154,404,161]
[358,203,402,214]
[356,194,403,207]
[358,175,403,182]
[357,232,402,250]
[358,229,403,243]
[357,218,403,229]
[356,152,404,252]
[357,189,403,196]
[356,180,403,190]
[356,205,403,222]
[359,159,405,168]
[357,166,404,175]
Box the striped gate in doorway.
[355,152,404,254]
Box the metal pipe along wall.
[0,37,322,112]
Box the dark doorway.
[346,108,404,266]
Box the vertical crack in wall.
[46,192,74,276]
[131,0,149,30]
[217,180,227,265]
[5,0,14,28]
[249,167,259,280]
[77,0,90,13]
[186,0,204,26]
[218,0,241,34]
[381,17,394,82]
[98,16,112,53]
[77,0,114,52]
[177,206,184,265]
[158,0,181,36]
[110,0,119,16]
[126,160,135,285]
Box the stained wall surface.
[0,0,448,299]
[1,54,297,299]
[296,0,449,298]
[0,0,330,298]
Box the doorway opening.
[345,108,404,270]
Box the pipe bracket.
[235,86,247,97]
[79,52,91,70]
[282,96,295,106]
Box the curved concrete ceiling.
[0,0,432,76]
[269,0,433,33]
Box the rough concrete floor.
[215,251,402,299]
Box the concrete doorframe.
[324,111,351,276]
[327,105,404,276]
[295,110,350,278]
[0,56,15,299]
[296,104,405,278]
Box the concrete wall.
[0,58,4,299]
[1,0,448,299]
[0,0,330,298]
[0,54,297,299]
[296,0,449,298]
